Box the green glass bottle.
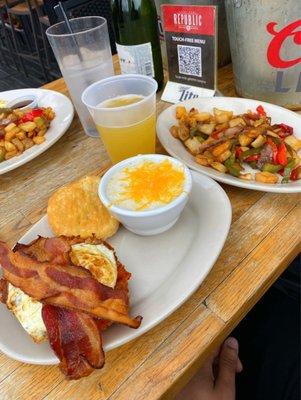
[111,0,164,90]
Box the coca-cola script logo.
[266,20,301,69]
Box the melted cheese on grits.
[106,160,185,211]
[7,243,117,342]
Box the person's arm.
[175,337,242,400]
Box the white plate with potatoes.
[157,97,301,193]
[0,88,74,174]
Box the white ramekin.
[7,95,38,111]
[98,154,192,236]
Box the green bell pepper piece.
[281,159,295,183]
[262,163,282,173]
[239,147,263,162]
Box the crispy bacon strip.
[42,304,105,379]
[14,236,71,265]
[0,241,141,328]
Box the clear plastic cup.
[82,74,158,163]
[46,16,114,137]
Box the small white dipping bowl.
[7,94,38,111]
[98,154,192,236]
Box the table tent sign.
[161,5,217,103]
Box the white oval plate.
[0,171,231,365]
[0,88,74,174]
[157,97,301,193]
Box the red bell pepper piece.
[276,142,288,166]
[18,108,44,123]
[211,126,227,140]
[279,123,293,134]
[278,123,293,138]
[267,138,278,163]
[245,154,260,162]
[235,147,244,158]
[256,105,266,117]
[290,167,301,181]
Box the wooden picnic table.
[0,55,300,400]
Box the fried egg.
[70,243,117,289]
[6,243,117,342]
[7,283,46,343]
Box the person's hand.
[175,337,243,400]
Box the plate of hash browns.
[0,88,74,174]
[0,172,231,380]
[157,97,301,193]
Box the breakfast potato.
[284,135,301,151]
[198,123,215,135]
[217,150,232,163]
[170,125,179,138]
[255,171,278,184]
[194,112,211,122]
[178,123,190,141]
[211,140,231,157]
[213,108,233,123]
[251,135,266,148]
[229,117,246,128]
[211,161,227,173]
[239,133,253,147]
[0,106,55,163]
[195,154,211,166]
[170,104,300,184]
[176,106,187,119]
[184,137,202,155]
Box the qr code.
[177,45,202,77]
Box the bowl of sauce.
[99,154,192,235]
[7,95,38,111]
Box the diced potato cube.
[33,136,46,145]
[266,130,280,138]
[255,171,278,184]
[178,123,190,141]
[198,123,216,135]
[239,133,253,147]
[217,150,232,162]
[229,117,246,128]
[213,108,233,123]
[4,150,18,160]
[19,121,37,132]
[4,141,16,152]
[184,137,202,155]
[211,140,231,157]
[22,138,34,149]
[284,135,301,151]
[11,138,24,152]
[170,125,179,138]
[195,154,210,166]
[211,161,227,173]
[251,134,266,148]
[176,106,187,119]
[0,147,5,162]
[4,122,16,133]
[194,112,211,122]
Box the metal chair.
[4,0,53,81]
[0,0,23,71]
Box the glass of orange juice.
[82,74,158,163]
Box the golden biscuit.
[47,175,119,239]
